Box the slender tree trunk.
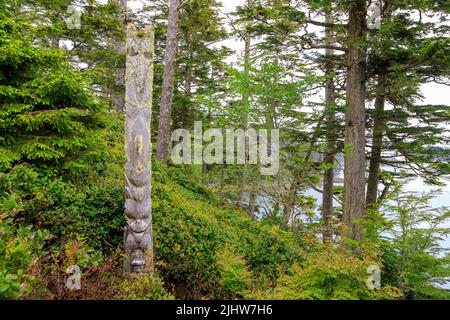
[238,0,253,210]
[366,3,391,210]
[113,0,127,112]
[321,9,336,244]
[283,177,298,229]
[184,32,193,97]
[322,107,335,242]
[219,168,224,194]
[366,74,386,209]
[242,0,252,119]
[202,162,208,184]
[157,0,181,163]
[322,147,334,243]
[185,63,192,95]
[49,16,60,48]
[343,0,367,242]
[182,32,193,129]
[124,25,154,273]
[248,186,257,217]
[50,37,59,48]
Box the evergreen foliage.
[0,9,107,173]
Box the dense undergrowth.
[2,113,304,299]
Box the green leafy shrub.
[115,273,174,300]
[215,246,253,298]
[62,236,103,269]
[152,163,302,298]
[366,187,450,299]
[0,164,124,251]
[0,218,50,299]
[251,239,401,300]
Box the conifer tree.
[365,1,450,209]
[0,6,106,173]
[156,0,180,163]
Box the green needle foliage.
[366,185,450,299]
[0,9,107,174]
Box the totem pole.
[124,24,154,273]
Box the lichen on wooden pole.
[123,24,154,273]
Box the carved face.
[130,250,146,273]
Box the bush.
[0,15,108,174]
[0,218,50,299]
[0,163,124,251]
[215,246,253,298]
[152,164,302,298]
[115,273,174,300]
[366,187,450,299]
[252,241,401,300]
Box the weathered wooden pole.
[124,24,154,273]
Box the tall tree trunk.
[242,0,252,121]
[184,31,193,97]
[283,177,299,229]
[365,4,391,211]
[248,186,257,217]
[238,0,253,210]
[113,0,127,112]
[322,8,336,244]
[50,37,59,48]
[343,0,367,242]
[185,63,192,96]
[157,0,181,163]
[366,74,386,209]
[124,25,154,273]
[182,31,193,129]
